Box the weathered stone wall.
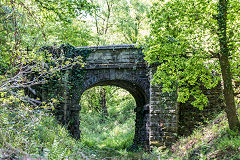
[80,44,145,65]
[148,68,179,148]
[147,67,224,148]
[69,45,151,149]
[178,84,224,136]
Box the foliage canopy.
[145,0,240,109]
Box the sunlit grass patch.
[80,112,135,150]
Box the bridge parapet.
[78,44,145,68]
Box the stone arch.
[80,70,149,94]
[82,80,147,107]
[76,69,150,148]
[80,72,149,105]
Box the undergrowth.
[143,107,240,160]
[80,112,135,150]
[1,90,240,159]
[0,86,140,159]
[80,86,136,152]
[0,104,91,159]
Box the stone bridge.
[33,44,223,150]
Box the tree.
[100,87,108,117]
[80,86,116,116]
[88,0,151,45]
[113,0,150,44]
[89,0,118,45]
[145,0,240,129]
[217,0,240,129]
[0,0,93,105]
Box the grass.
[2,91,240,159]
[80,86,137,151]
[0,86,140,159]
[144,107,240,160]
[80,112,135,150]
[0,104,87,159]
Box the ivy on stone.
[37,43,92,106]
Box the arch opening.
[80,85,137,149]
[79,80,149,150]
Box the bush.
[0,104,88,159]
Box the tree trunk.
[101,88,108,117]
[218,0,240,130]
